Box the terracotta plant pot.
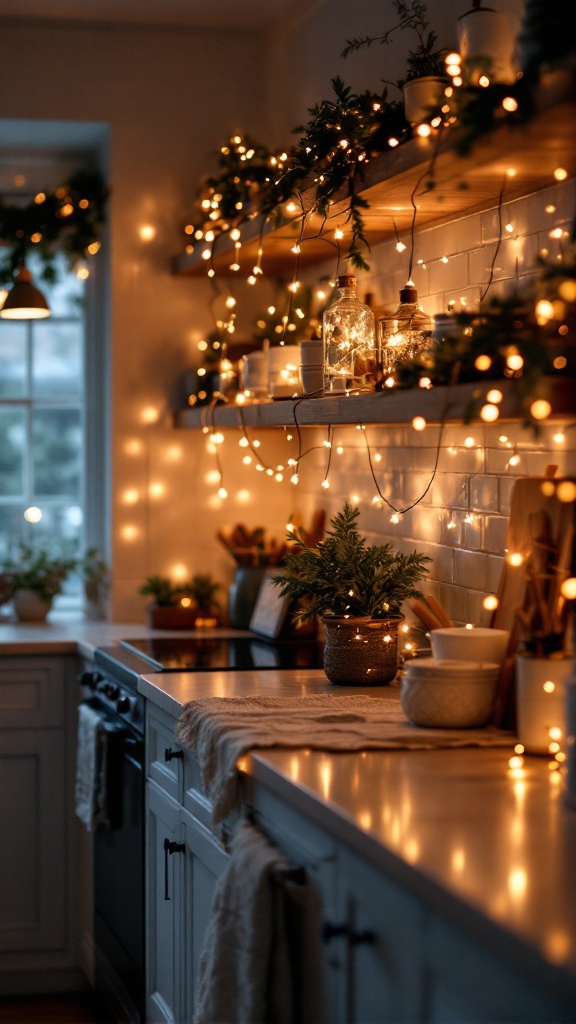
[322,616,400,686]
[146,606,201,630]
[12,589,52,623]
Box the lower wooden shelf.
[173,378,575,430]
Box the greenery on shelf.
[2,545,77,602]
[272,502,430,623]
[139,573,221,613]
[0,169,108,286]
[393,249,576,429]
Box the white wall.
[0,17,288,620]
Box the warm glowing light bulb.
[480,403,499,422]
[412,416,426,431]
[530,399,552,420]
[554,167,568,181]
[506,552,524,567]
[23,506,42,523]
[486,389,503,404]
[474,355,492,371]
[502,96,518,112]
[561,578,576,600]
[483,595,499,611]
[217,486,228,499]
[139,224,156,241]
[557,481,576,502]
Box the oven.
[85,634,325,1022]
[79,647,147,1024]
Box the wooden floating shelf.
[173,75,576,279]
[174,378,575,430]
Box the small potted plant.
[79,547,110,621]
[139,573,222,630]
[342,1,448,126]
[273,502,430,685]
[2,544,77,622]
[187,573,222,627]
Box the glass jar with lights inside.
[323,274,376,394]
[378,282,434,381]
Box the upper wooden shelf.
[174,378,575,430]
[173,74,576,279]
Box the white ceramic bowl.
[401,658,500,728]
[430,627,509,667]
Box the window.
[0,254,86,605]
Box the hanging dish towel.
[75,702,111,831]
[194,819,298,1024]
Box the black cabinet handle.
[164,747,184,762]
[163,838,185,900]
[350,928,376,946]
[322,921,349,943]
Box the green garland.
[0,168,109,286]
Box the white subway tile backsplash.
[295,183,575,621]
[428,252,469,294]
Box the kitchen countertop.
[4,622,576,1004]
[139,663,576,1004]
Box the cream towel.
[176,694,513,825]
[75,702,101,830]
[74,702,111,831]
[193,819,294,1024]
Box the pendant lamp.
[0,265,51,320]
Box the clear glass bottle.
[378,282,434,380]
[323,274,376,394]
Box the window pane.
[0,407,25,496]
[32,321,83,398]
[0,322,28,397]
[32,407,81,498]
[0,507,27,560]
[28,251,85,317]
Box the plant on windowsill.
[79,547,110,621]
[2,544,77,622]
[139,573,222,630]
[272,502,430,685]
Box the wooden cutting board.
[491,469,575,728]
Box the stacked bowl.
[401,627,509,729]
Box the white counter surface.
[4,623,576,1004]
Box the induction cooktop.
[119,635,325,672]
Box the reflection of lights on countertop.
[545,928,572,965]
[451,847,466,874]
[320,761,332,801]
[508,867,528,901]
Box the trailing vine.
[0,168,109,286]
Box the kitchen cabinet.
[0,653,82,994]
[249,771,576,1024]
[145,703,228,1024]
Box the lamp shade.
[0,265,50,319]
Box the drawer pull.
[164,746,183,762]
[164,838,185,900]
[350,928,376,946]
[322,921,349,943]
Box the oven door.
[89,701,145,1024]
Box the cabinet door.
[339,850,426,1024]
[180,812,229,1021]
[146,780,183,1024]
[0,728,66,954]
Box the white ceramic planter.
[515,654,574,754]
[401,658,499,728]
[300,365,323,395]
[12,588,52,622]
[240,350,269,397]
[402,76,445,125]
[299,338,323,366]
[457,6,516,84]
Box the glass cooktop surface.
[120,635,324,672]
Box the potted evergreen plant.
[273,502,430,685]
[2,544,77,622]
[139,573,221,629]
